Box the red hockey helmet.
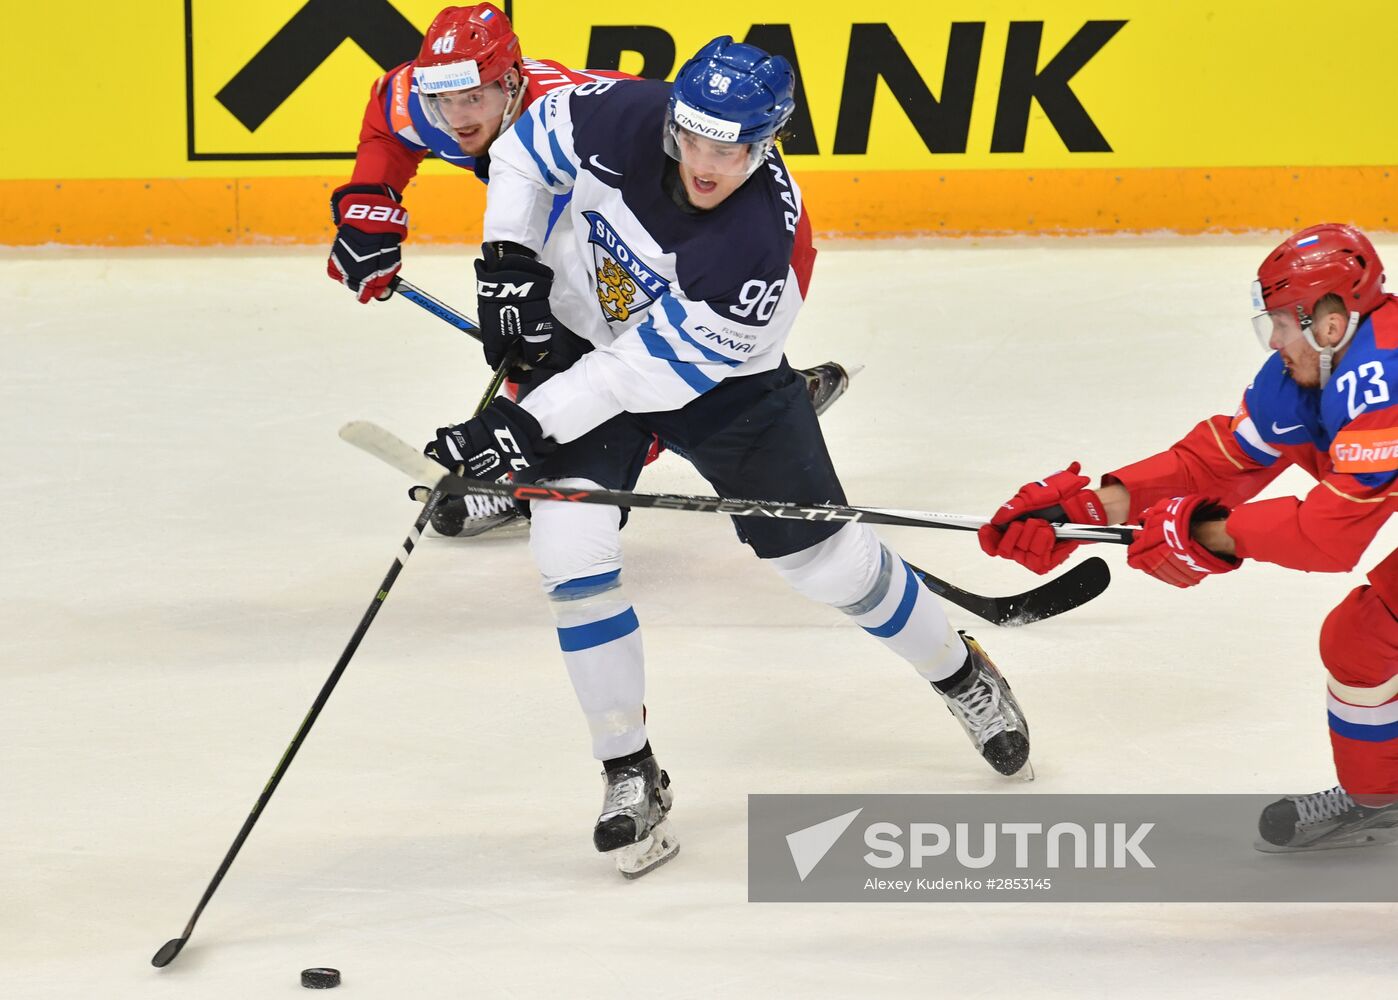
[1250,223,1386,373]
[414,4,522,92]
[413,5,525,141]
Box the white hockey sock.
[840,550,968,684]
[548,570,647,761]
[767,524,967,684]
[838,551,973,685]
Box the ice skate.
[937,633,1032,778]
[800,361,861,417]
[428,492,522,538]
[593,755,679,878]
[1254,785,1398,853]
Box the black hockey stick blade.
[909,556,1110,627]
[152,938,185,968]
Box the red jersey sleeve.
[1228,407,1398,573]
[1103,414,1294,521]
[347,63,428,194]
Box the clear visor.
[1249,280,1310,351]
[418,81,508,138]
[663,121,768,178]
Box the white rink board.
[3,240,1395,998]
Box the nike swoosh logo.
[437,149,471,160]
[588,154,622,176]
[1271,421,1305,435]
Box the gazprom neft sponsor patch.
[1331,426,1398,473]
[672,100,742,142]
[415,59,482,94]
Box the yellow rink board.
[4,1,1396,244]
[7,168,1396,245]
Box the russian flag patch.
[1297,234,1320,247]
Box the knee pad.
[765,522,885,609]
[1321,585,1398,700]
[529,478,623,593]
[1322,587,1398,784]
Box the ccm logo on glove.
[440,426,527,476]
[477,279,537,297]
[1126,494,1238,588]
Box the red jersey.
[1105,298,1398,596]
[348,57,629,192]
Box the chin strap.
[1302,311,1360,387]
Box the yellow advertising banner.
[3,1,1396,242]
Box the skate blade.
[1253,826,1398,854]
[614,820,680,879]
[453,513,526,539]
[1015,760,1036,782]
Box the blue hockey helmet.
[664,36,796,178]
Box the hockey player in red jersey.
[326,4,628,305]
[327,4,856,538]
[980,223,1398,853]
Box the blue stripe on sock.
[862,561,919,639]
[557,607,639,652]
[551,569,621,594]
[1328,712,1398,743]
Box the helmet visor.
[1250,280,1309,352]
[418,80,509,139]
[663,101,768,177]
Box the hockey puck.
[301,968,341,989]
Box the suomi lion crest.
[582,210,670,324]
[597,258,637,321]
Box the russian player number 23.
[1337,361,1391,419]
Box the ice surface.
[3,240,1395,997]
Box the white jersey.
[482,78,814,443]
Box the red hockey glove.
[327,183,408,304]
[1126,495,1239,588]
[978,462,1109,574]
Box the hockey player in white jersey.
[424,37,1032,877]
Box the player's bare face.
[675,132,750,209]
[434,83,509,156]
[1266,311,1324,387]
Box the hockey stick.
[391,277,482,340]
[343,420,1133,544]
[152,363,514,969]
[908,558,1109,627]
[340,421,1113,626]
